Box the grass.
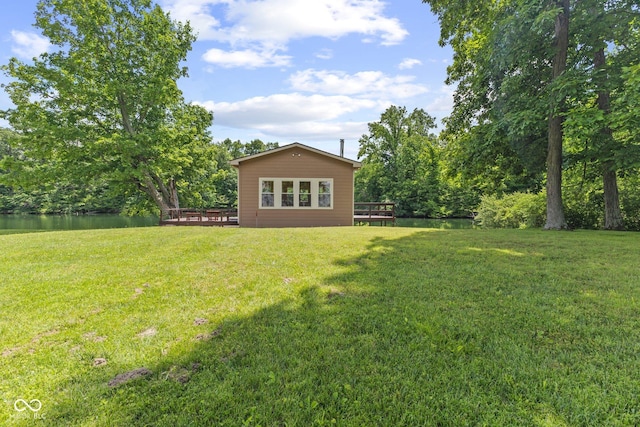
[1,226,639,426]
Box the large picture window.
[259,178,333,209]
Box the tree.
[0,128,17,212]
[422,0,572,228]
[356,106,442,216]
[1,0,212,213]
[569,0,640,230]
[423,0,640,229]
[544,0,570,229]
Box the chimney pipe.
[340,139,344,157]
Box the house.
[230,142,361,227]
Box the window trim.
[259,178,333,209]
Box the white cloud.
[162,0,222,37]
[315,48,333,60]
[10,31,50,59]
[162,0,408,46]
[424,85,455,113]
[163,0,408,70]
[192,67,435,143]
[197,93,377,126]
[202,47,291,68]
[196,92,376,143]
[245,120,368,143]
[289,69,429,99]
[398,58,422,70]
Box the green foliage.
[1,182,126,214]
[1,0,212,213]
[475,192,546,229]
[423,0,640,230]
[611,63,640,170]
[440,125,544,197]
[438,179,481,218]
[0,129,280,213]
[561,165,640,231]
[356,106,446,217]
[0,127,125,213]
[203,138,279,209]
[619,173,640,231]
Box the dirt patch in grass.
[136,327,157,338]
[1,346,20,357]
[2,328,61,357]
[93,357,107,367]
[132,283,149,298]
[193,317,208,326]
[195,326,222,341]
[108,367,152,387]
[83,331,106,342]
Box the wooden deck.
[159,203,395,226]
[159,208,239,226]
[354,202,396,226]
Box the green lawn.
[1,226,639,426]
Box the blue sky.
[0,0,453,159]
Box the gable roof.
[229,142,361,168]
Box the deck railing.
[159,208,238,226]
[160,203,394,226]
[354,202,396,226]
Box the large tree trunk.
[594,48,625,230]
[141,173,180,213]
[545,0,570,230]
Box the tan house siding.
[234,145,358,227]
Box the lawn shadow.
[36,230,640,426]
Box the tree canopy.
[1,0,213,213]
[356,106,445,217]
[422,0,640,230]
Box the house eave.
[229,142,361,169]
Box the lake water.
[0,214,159,234]
[0,214,474,233]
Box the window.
[261,180,274,207]
[281,181,294,207]
[299,181,311,207]
[259,178,333,209]
[318,181,331,208]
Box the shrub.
[563,188,603,230]
[620,175,640,231]
[475,192,546,228]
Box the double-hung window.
[299,181,311,207]
[318,180,331,208]
[261,180,275,207]
[281,181,294,207]
[259,178,333,209]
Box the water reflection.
[0,214,158,233]
[0,215,474,233]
